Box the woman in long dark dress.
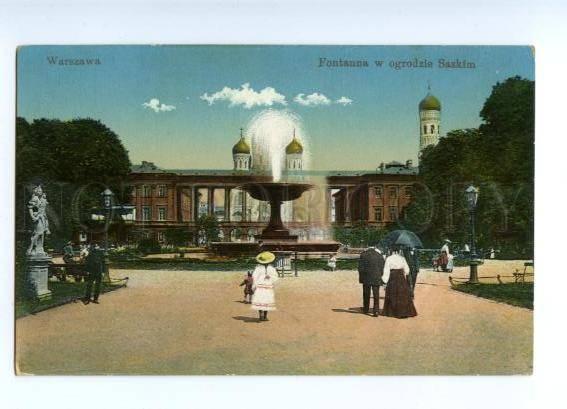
[382,248,418,318]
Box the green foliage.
[403,77,534,258]
[109,257,361,271]
[164,227,194,247]
[15,117,131,251]
[195,215,220,245]
[137,238,161,255]
[333,223,387,247]
[453,283,533,309]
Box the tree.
[15,118,132,250]
[195,215,220,245]
[479,76,534,184]
[404,77,534,257]
[164,227,194,247]
[333,223,387,247]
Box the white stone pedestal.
[26,254,52,299]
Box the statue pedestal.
[26,254,52,300]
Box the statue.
[27,185,51,256]
[24,185,52,299]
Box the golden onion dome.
[232,129,251,155]
[285,131,303,154]
[419,93,441,111]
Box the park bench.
[513,261,534,283]
[48,262,89,282]
[273,251,298,278]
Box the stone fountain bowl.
[240,182,313,202]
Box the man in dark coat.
[83,244,104,304]
[357,245,385,317]
[403,247,420,297]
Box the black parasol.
[382,230,424,249]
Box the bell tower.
[419,83,441,152]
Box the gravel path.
[15,260,532,375]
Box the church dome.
[419,93,441,111]
[285,132,303,155]
[232,130,251,155]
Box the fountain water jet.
[211,109,339,255]
[247,109,310,181]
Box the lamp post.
[465,185,479,283]
[101,188,115,255]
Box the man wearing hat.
[357,243,385,317]
[83,243,104,304]
[251,251,279,322]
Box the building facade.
[127,160,418,243]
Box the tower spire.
[427,80,431,92]
[240,127,244,139]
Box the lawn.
[109,257,360,271]
[16,279,128,318]
[452,282,533,309]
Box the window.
[157,185,167,197]
[389,186,398,198]
[389,206,398,221]
[430,124,435,133]
[158,207,167,221]
[143,185,152,198]
[230,189,244,222]
[157,231,165,242]
[374,207,383,222]
[213,189,225,221]
[423,125,427,134]
[142,206,151,221]
[374,186,383,198]
[197,188,209,217]
[404,186,412,198]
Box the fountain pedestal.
[242,182,310,242]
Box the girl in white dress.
[251,251,279,322]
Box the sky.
[17,45,534,170]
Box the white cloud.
[294,92,332,107]
[142,98,176,112]
[200,83,287,109]
[335,96,353,106]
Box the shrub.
[137,238,161,255]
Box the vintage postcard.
[15,45,534,375]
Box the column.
[224,187,231,222]
[326,188,332,224]
[344,187,351,223]
[191,186,197,221]
[242,190,248,222]
[208,188,214,216]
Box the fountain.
[241,182,312,242]
[211,110,340,256]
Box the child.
[326,254,337,271]
[251,251,278,322]
[239,271,254,303]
